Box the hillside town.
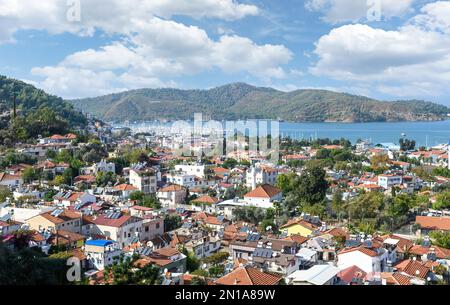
[1,119,449,286]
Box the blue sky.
[0,0,449,106]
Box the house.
[129,168,157,194]
[40,133,77,144]
[157,185,187,207]
[113,184,139,199]
[166,172,196,188]
[337,265,367,285]
[174,164,206,178]
[36,160,70,175]
[243,184,282,209]
[287,264,340,285]
[134,246,187,273]
[84,239,122,271]
[191,195,219,207]
[246,165,279,189]
[91,212,143,248]
[280,217,321,237]
[26,209,82,234]
[378,174,402,189]
[141,216,164,241]
[0,172,23,187]
[215,266,282,285]
[49,230,85,249]
[337,245,389,274]
[182,234,222,259]
[53,191,96,208]
[394,259,435,285]
[415,216,450,234]
[80,160,116,175]
[0,217,22,235]
[250,244,300,276]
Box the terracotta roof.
[395,259,430,279]
[51,230,85,245]
[280,218,319,231]
[114,184,138,191]
[391,273,413,285]
[323,227,348,239]
[338,246,378,257]
[416,216,450,231]
[408,245,450,259]
[0,172,22,181]
[158,184,184,192]
[153,246,180,257]
[39,210,82,224]
[215,267,281,285]
[284,234,309,244]
[192,195,219,205]
[244,184,281,199]
[92,215,136,228]
[337,265,367,284]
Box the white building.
[287,264,340,285]
[129,168,157,194]
[0,173,22,187]
[246,165,279,189]
[84,240,122,271]
[378,175,402,189]
[80,160,116,175]
[337,246,389,274]
[157,185,187,207]
[91,213,143,248]
[166,172,196,188]
[243,184,282,209]
[174,164,206,178]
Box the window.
[156,223,160,229]
[145,226,149,232]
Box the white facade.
[80,160,116,175]
[157,188,186,207]
[84,241,122,271]
[166,172,196,188]
[378,175,402,189]
[246,166,278,189]
[91,217,143,248]
[337,249,388,274]
[129,169,157,194]
[174,164,206,178]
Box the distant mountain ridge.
[70,82,450,122]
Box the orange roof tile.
[244,184,281,199]
[216,267,281,285]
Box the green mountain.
[70,83,450,123]
[0,75,87,145]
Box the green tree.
[0,186,12,202]
[432,189,450,210]
[181,248,200,272]
[430,231,450,249]
[164,214,182,232]
[95,171,117,187]
[332,190,344,222]
[296,164,328,205]
[22,167,39,183]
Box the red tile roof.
[92,215,136,228]
[114,184,138,191]
[215,267,281,285]
[416,216,450,231]
[244,184,281,199]
[395,259,430,279]
[337,265,367,284]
